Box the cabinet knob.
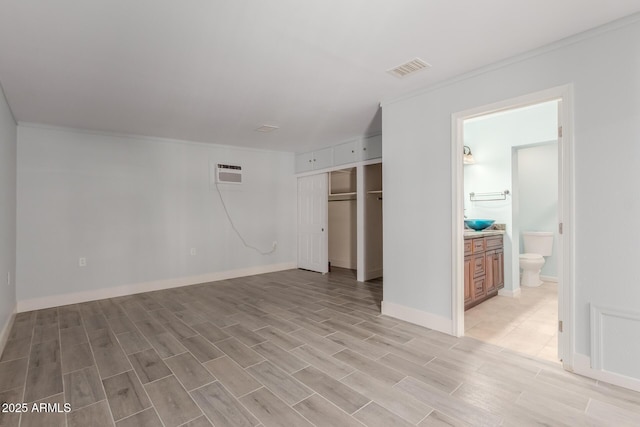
[308,159,312,163]
[313,159,316,162]
[351,150,354,153]
[363,147,367,151]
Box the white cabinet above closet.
[361,134,382,161]
[295,147,334,172]
[333,140,359,165]
[295,134,382,173]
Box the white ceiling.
[1,1,639,152]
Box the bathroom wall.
[517,143,558,278]
[463,100,558,291]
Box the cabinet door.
[464,256,473,306]
[313,147,333,170]
[333,140,358,166]
[360,134,382,160]
[495,250,504,289]
[295,152,314,173]
[485,250,497,294]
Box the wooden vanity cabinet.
[464,234,504,310]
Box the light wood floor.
[465,281,559,362]
[1,268,640,426]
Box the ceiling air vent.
[387,58,431,78]
[255,125,279,132]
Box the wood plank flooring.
[1,268,640,426]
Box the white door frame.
[450,85,575,370]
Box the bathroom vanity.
[464,231,504,310]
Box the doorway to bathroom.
[451,86,574,368]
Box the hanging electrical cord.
[214,182,277,255]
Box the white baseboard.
[574,353,640,393]
[498,288,522,298]
[540,275,558,283]
[17,262,296,312]
[381,301,452,335]
[0,304,17,356]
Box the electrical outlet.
[190,248,197,256]
[79,257,87,267]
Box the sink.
[464,219,495,231]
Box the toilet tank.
[523,231,554,256]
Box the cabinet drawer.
[464,240,472,255]
[473,255,485,277]
[486,236,503,249]
[474,277,486,299]
[472,238,485,253]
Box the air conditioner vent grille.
[387,58,431,78]
[216,163,242,184]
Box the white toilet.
[520,231,554,287]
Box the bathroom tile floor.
[465,281,559,362]
[3,271,640,426]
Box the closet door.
[297,174,328,273]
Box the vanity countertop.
[463,229,505,239]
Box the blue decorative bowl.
[464,219,495,231]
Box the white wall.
[463,101,558,290]
[16,125,296,307]
[0,84,17,342]
[382,14,640,369]
[517,143,558,277]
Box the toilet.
[519,231,554,287]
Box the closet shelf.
[329,191,356,196]
[367,190,382,194]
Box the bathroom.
[462,100,560,362]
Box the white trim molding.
[0,304,17,356]
[451,84,575,368]
[540,275,559,283]
[498,288,522,298]
[17,262,296,312]
[574,353,640,393]
[381,301,452,335]
[586,304,640,392]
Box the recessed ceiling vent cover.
[255,125,279,132]
[387,58,431,78]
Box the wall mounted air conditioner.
[215,163,242,184]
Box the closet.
[364,163,383,280]
[326,164,382,280]
[328,168,357,270]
